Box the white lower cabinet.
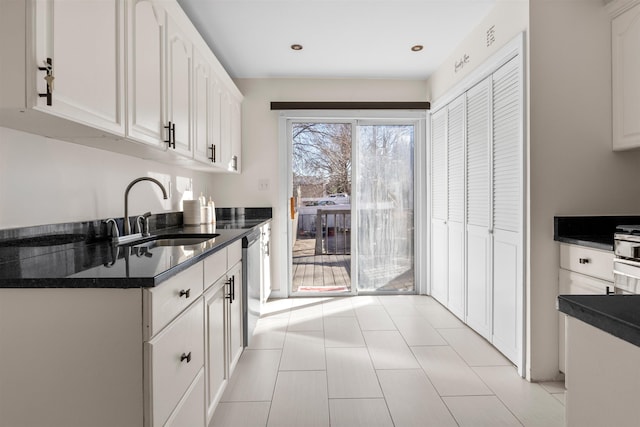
[205,277,228,419]
[558,243,613,373]
[0,244,244,427]
[145,298,204,427]
[565,316,640,427]
[204,241,244,423]
[165,369,206,427]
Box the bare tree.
[292,123,351,197]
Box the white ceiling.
[177,0,496,79]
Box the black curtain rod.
[270,101,430,110]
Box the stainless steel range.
[613,225,640,294]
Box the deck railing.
[314,209,351,255]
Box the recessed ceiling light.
[411,45,424,52]
[291,44,303,51]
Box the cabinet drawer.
[559,268,611,295]
[145,299,204,427]
[164,369,205,427]
[204,247,227,288]
[144,262,204,338]
[559,243,613,282]
[229,240,242,265]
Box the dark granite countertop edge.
[558,295,640,348]
[0,218,271,289]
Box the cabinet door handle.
[171,123,176,148]
[37,57,53,106]
[226,277,233,303]
[179,289,191,298]
[578,258,590,264]
[164,121,173,147]
[209,144,216,162]
[231,275,235,301]
[180,352,192,363]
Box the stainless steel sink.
[119,233,219,247]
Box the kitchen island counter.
[557,294,640,348]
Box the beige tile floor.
[210,295,565,427]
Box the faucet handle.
[135,212,152,236]
[104,218,119,241]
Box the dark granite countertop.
[554,215,640,251]
[558,294,640,348]
[0,210,271,289]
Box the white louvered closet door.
[465,77,492,339]
[447,96,465,319]
[430,108,448,304]
[491,56,523,366]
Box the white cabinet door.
[430,107,448,304]
[34,0,125,134]
[164,370,205,427]
[446,95,465,319]
[145,298,204,427]
[447,222,465,319]
[466,225,492,339]
[490,56,523,366]
[612,2,640,150]
[126,0,166,149]
[166,13,192,157]
[558,268,611,373]
[229,96,242,172]
[220,90,232,169]
[228,261,244,374]
[465,77,492,339]
[431,221,448,305]
[205,279,228,422]
[261,224,271,302]
[193,49,214,166]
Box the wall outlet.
[258,179,270,191]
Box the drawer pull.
[578,258,590,264]
[180,352,192,363]
[179,289,191,298]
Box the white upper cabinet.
[127,0,166,149]
[0,0,242,173]
[33,0,125,135]
[193,49,215,166]
[611,1,640,150]
[229,96,242,173]
[165,12,193,157]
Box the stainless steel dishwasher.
[242,229,261,346]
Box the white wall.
[528,0,640,380]
[0,126,216,229]
[425,1,528,101]
[210,78,428,296]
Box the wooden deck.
[291,235,415,293]
[292,237,351,293]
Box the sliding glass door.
[355,123,415,293]
[287,115,421,296]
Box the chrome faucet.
[123,177,168,236]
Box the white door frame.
[277,110,428,298]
